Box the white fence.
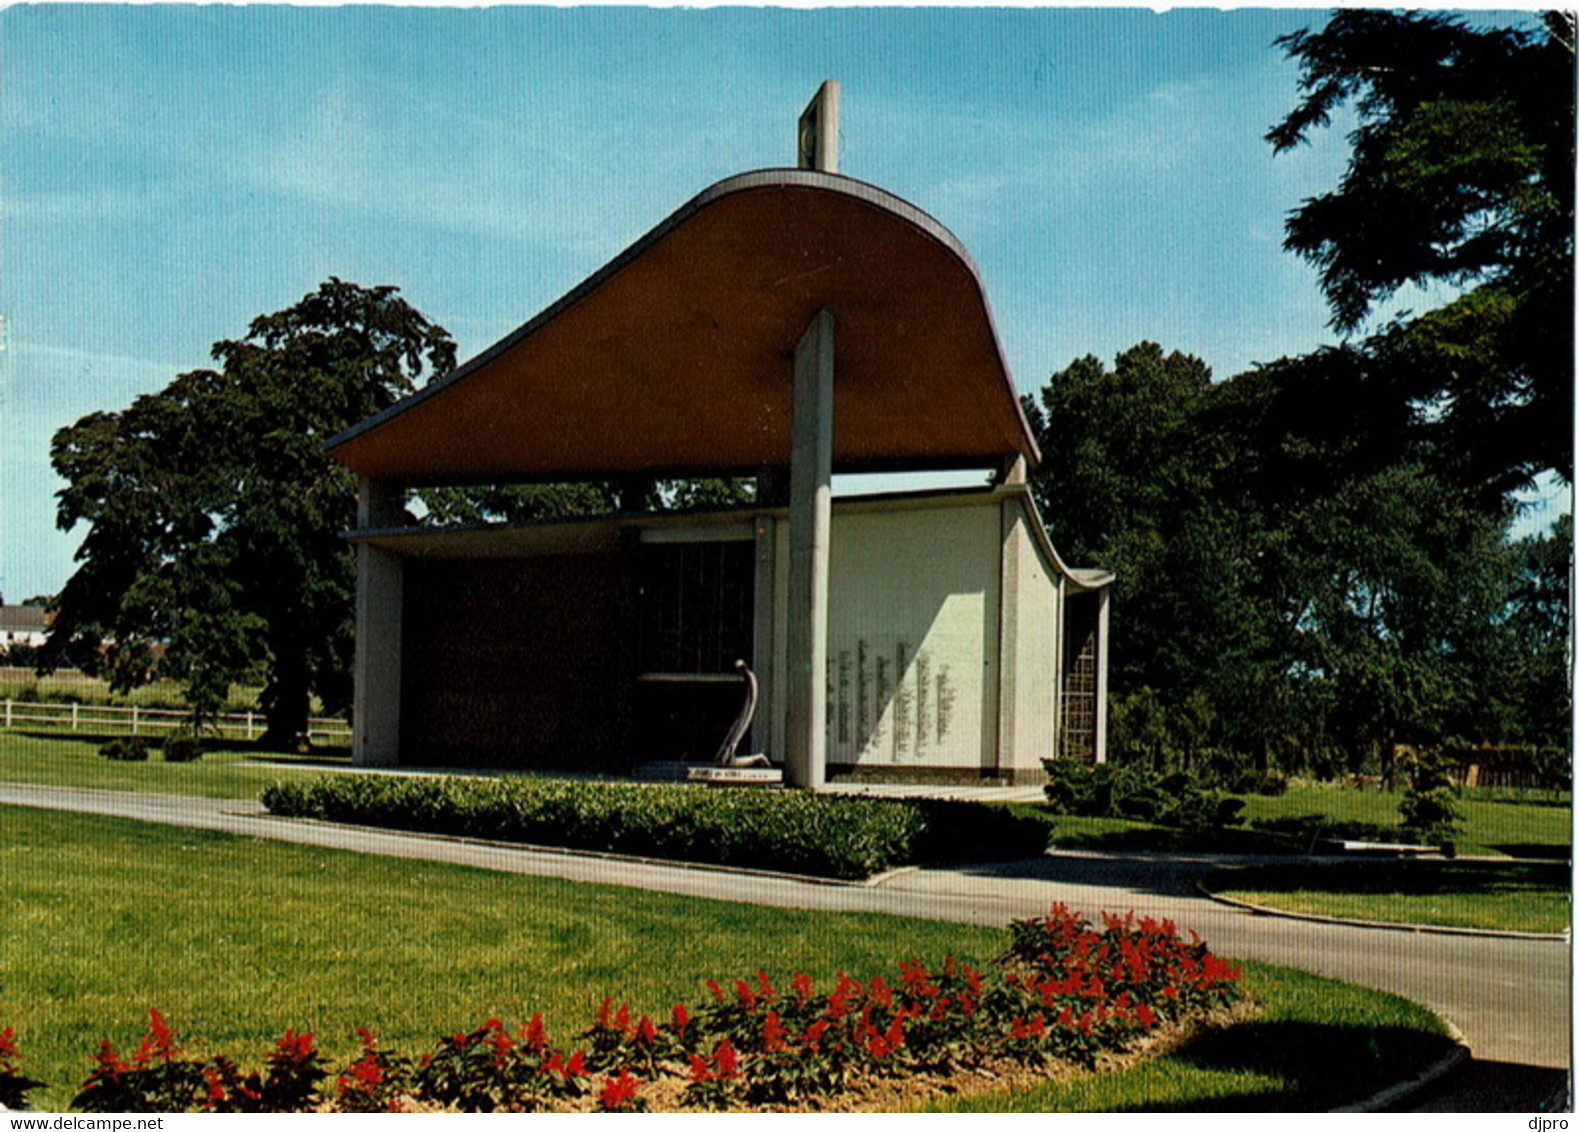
[0,699,352,743]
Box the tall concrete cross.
[783,82,840,789]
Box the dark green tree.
[45,279,457,747]
[1269,9,1575,497]
[1026,345,1287,766]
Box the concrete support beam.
[750,514,777,758]
[991,499,1018,777]
[1094,586,1111,765]
[784,310,834,789]
[996,454,1028,485]
[353,479,405,767]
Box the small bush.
[1399,749,1462,854]
[260,776,1049,880]
[1040,761,1243,832]
[99,738,152,762]
[162,736,204,763]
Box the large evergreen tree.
[1269,9,1575,497]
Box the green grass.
[1026,782,1571,861]
[925,961,1455,1112]
[1,805,1454,1112]
[1238,785,1572,859]
[0,668,264,712]
[0,730,346,799]
[0,804,1006,1109]
[1204,860,1572,934]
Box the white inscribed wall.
[819,503,997,768]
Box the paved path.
[2,784,1569,1102]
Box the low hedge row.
[259,775,1049,880]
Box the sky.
[0,4,1565,600]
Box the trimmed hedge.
[259,775,1049,880]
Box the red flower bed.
[4,906,1240,1113]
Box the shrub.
[162,735,204,763]
[1398,749,1462,854]
[1040,761,1244,832]
[99,737,153,762]
[260,776,1049,880]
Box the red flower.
[542,1050,588,1081]
[0,1028,17,1063]
[598,1068,640,1111]
[349,1056,384,1088]
[733,979,758,1009]
[899,959,939,999]
[712,1039,739,1079]
[521,1013,548,1052]
[756,970,776,1001]
[202,1067,228,1108]
[484,1019,514,1065]
[827,974,861,1019]
[92,1040,129,1080]
[1136,1003,1158,1029]
[670,1004,691,1035]
[761,1010,789,1054]
[271,1029,317,1066]
[705,980,725,1003]
[687,1054,712,1083]
[792,972,815,1004]
[635,1015,658,1046]
[132,1009,181,1068]
[1009,1015,1046,1041]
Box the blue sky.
[0,5,1562,600]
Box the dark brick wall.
[400,554,632,768]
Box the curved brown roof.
[327,169,1040,484]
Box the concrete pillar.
[784,310,834,789]
[991,499,1019,778]
[353,479,404,767]
[750,514,777,759]
[1094,586,1111,765]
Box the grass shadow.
[1114,1019,1460,1112]
[1488,842,1571,861]
[1209,859,1570,897]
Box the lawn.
[0,668,271,715]
[1029,782,1571,861]
[3,733,1568,865]
[1202,860,1572,934]
[0,730,345,799]
[925,961,1454,1112]
[0,806,1455,1112]
[1237,784,1572,860]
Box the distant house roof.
[327,169,1040,485]
[0,605,48,635]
